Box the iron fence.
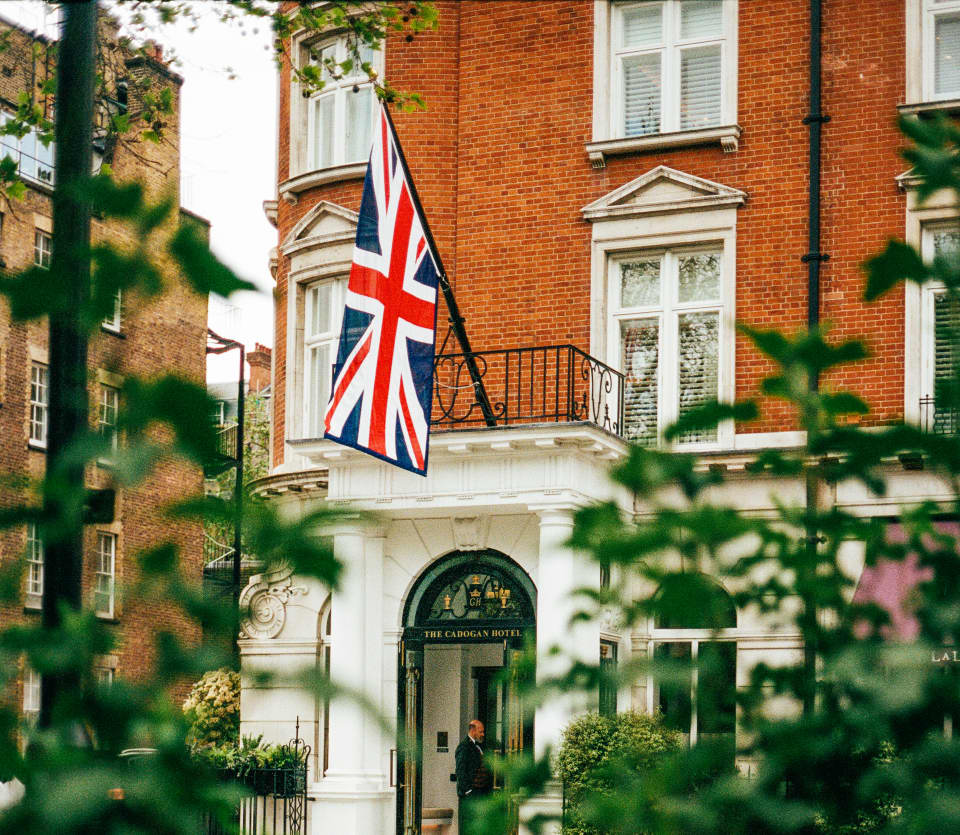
[201,751,310,835]
[432,344,625,436]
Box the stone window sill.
[279,162,367,204]
[898,98,960,118]
[586,124,742,168]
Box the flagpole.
[380,103,497,428]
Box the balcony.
[920,396,960,435]
[431,345,625,437]
[204,421,239,478]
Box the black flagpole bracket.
[380,103,497,429]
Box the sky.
[1,1,279,384]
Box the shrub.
[556,711,683,835]
[182,668,241,747]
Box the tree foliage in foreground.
[0,3,438,831]
[467,115,960,834]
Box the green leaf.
[168,221,256,297]
[863,238,929,300]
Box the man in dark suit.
[455,719,491,834]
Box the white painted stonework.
[240,421,956,834]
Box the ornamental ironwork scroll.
[431,344,625,437]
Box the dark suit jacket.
[454,735,485,798]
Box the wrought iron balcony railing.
[432,345,625,437]
[920,395,960,435]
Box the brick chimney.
[247,343,272,394]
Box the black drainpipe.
[801,0,830,720]
[803,0,830,378]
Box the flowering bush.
[182,668,241,747]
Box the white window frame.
[902,172,960,425]
[585,167,740,450]
[212,400,227,427]
[921,0,960,101]
[22,665,41,724]
[102,288,122,333]
[646,630,738,747]
[303,277,345,438]
[94,531,116,618]
[919,222,960,428]
[304,35,381,172]
[98,383,120,453]
[25,522,43,609]
[29,362,48,448]
[591,0,739,160]
[95,666,115,687]
[0,112,55,187]
[33,229,51,269]
[606,244,733,449]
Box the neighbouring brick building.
[0,14,208,720]
[243,2,957,833]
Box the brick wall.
[0,16,207,711]
[271,0,909,462]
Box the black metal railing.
[920,396,960,435]
[216,422,239,459]
[201,733,310,835]
[432,345,625,437]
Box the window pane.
[655,642,692,741]
[621,318,660,445]
[620,258,661,307]
[309,343,332,436]
[345,85,373,163]
[697,642,736,737]
[19,129,37,180]
[677,311,719,442]
[680,0,723,40]
[308,283,333,337]
[934,292,960,433]
[680,45,722,129]
[317,42,337,83]
[678,252,721,302]
[623,53,662,136]
[936,13,960,96]
[934,227,960,258]
[622,3,662,48]
[313,94,335,169]
[599,641,618,718]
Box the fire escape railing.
[431,345,625,437]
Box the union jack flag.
[323,104,439,475]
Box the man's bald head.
[468,719,485,742]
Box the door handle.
[390,748,399,787]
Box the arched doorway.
[397,550,536,835]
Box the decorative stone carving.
[452,516,485,550]
[239,563,308,639]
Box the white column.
[534,505,598,757]
[313,520,391,833]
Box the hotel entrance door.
[396,550,536,835]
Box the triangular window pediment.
[280,200,358,255]
[581,165,746,222]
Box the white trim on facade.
[584,166,743,451]
[590,0,739,166]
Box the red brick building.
[249,2,954,831]
[0,15,208,719]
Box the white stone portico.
[239,423,631,834]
